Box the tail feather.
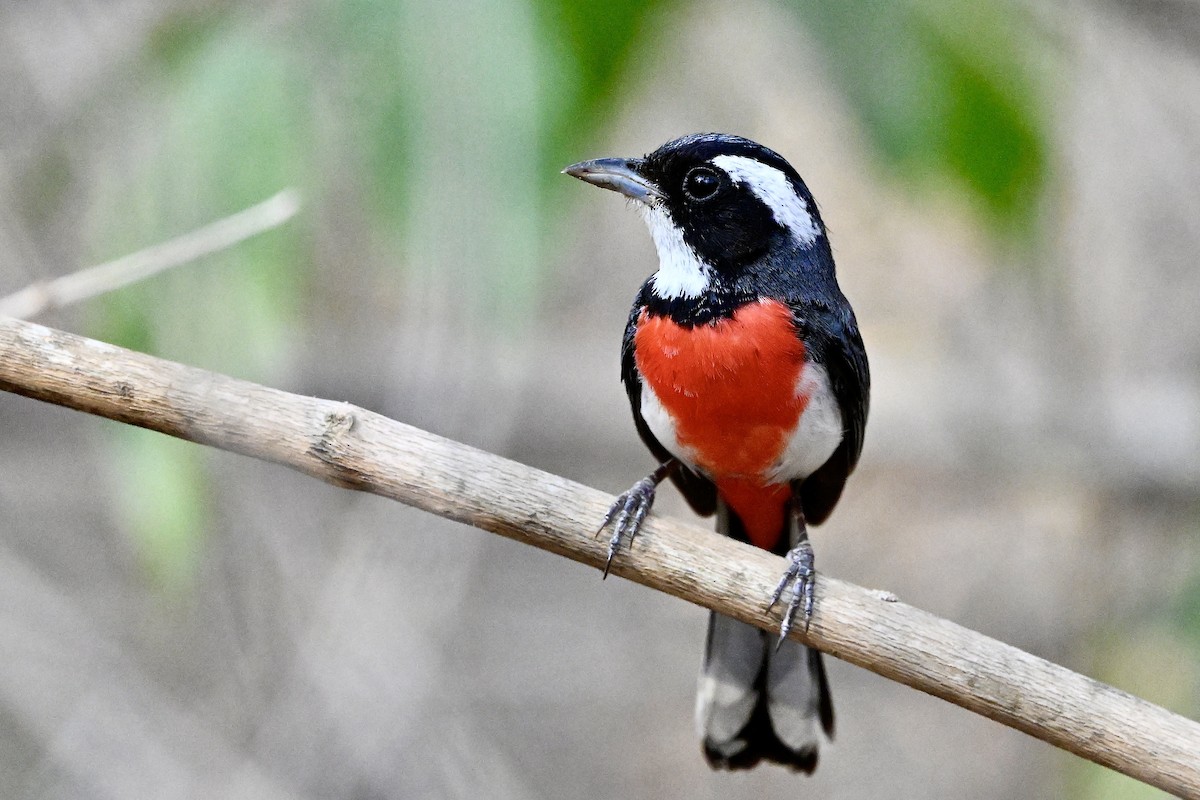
[696,614,833,772]
[696,612,767,756]
[766,634,835,753]
[696,500,834,772]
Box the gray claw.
[598,476,657,578]
[767,540,815,643]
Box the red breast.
[633,298,808,550]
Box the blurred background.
[1,0,1198,797]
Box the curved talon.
[596,504,621,538]
[598,476,658,578]
[767,540,816,644]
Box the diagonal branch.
[0,190,301,320]
[0,314,1198,797]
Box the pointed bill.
[562,158,664,205]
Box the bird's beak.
[562,157,664,206]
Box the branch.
[1,314,1198,797]
[0,190,301,319]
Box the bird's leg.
[768,503,815,642]
[597,459,678,578]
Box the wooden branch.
[1,314,1198,797]
[0,190,301,319]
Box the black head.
[564,133,829,295]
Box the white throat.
[640,204,710,299]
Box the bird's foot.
[597,475,659,578]
[767,539,815,642]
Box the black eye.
[683,166,720,201]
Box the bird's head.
[564,133,829,300]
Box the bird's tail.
[695,501,834,772]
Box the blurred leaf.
[145,4,234,75]
[88,20,310,379]
[1170,562,1200,649]
[532,0,672,177]
[1070,625,1197,799]
[784,0,1048,235]
[93,292,156,355]
[312,0,554,326]
[112,428,209,590]
[1073,765,1176,800]
[313,0,414,226]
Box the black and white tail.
[695,502,834,772]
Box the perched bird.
[564,133,869,772]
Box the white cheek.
[640,204,710,299]
[639,381,700,470]
[768,362,843,482]
[710,154,819,246]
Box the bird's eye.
[683,167,720,201]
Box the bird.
[563,133,869,772]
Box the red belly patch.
[634,299,808,549]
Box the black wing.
[791,296,870,525]
[620,287,718,517]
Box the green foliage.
[532,0,670,175]
[785,0,1047,234]
[1069,624,1196,799]
[145,3,233,76]
[536,0,1050,233]
[111,428,210,590]
[90,16,309,377]
[1070,541,1200,798]
[1172,566,1200,653]
[314,0,414,225]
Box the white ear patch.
[640,204,711,299]
[711,154,819,246]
